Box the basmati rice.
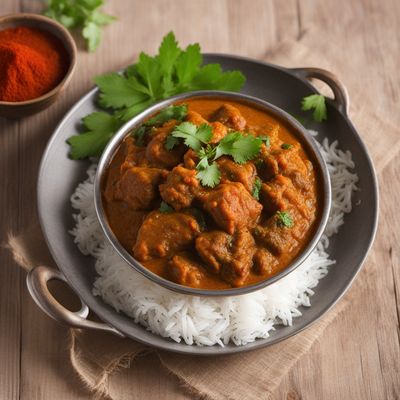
[70,133,358,346]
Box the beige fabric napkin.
[7,29,397,400]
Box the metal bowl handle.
[290,67,350,115]
[27,266,124,337]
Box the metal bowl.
[93,90,332,296]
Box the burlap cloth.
[7,29,398,399]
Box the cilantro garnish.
[67,112,122,159]
[44,0,116,52]
[132,105,188,146]
[159,201,174,213]
[145,104,188,126]
[131,125,147,146]
[276,211,294,228]
[301,94,327,122]
[169,123,212,151]
[260,136,270,148]
[281,143,293,150]
[215,133,262,164]
[67,32,246,159]
[166,122,263,187]
[196,159,221,188]
[165,136,180,151]
[252,177,262,200]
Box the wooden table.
[1,1,399,399]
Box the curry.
[103,97,320,289]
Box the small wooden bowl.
[0,13,77,118]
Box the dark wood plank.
[0,1,22,398]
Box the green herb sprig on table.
[167,122,263,187]
[67,32,246,159]
[43,0,116,52]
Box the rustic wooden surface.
[1,0,399,399]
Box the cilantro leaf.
[136,52,163,98]
[95,73,149,109]
[195,144,221,187]
[165,136,180,150]
[196,160,221,188]
[190,64,245,91]
[91,10,116,25]
[260,136,270,147]
[131,126,147,146]
[170,122,212,151]
[67,112,122,159]
[115,100,153,123]
[215,132,262,164]
[214,70,246,91]
[44,0,116,52]
[82,21,102,52]
[196,124,214,144]
[133,105,188,147]
[301,94,327,122]
[276,211,294,228]
[168,127,263,188]
[281,143,293,150]
[66,32,246,159]
[159,201,174,213]
[175,44,202,86]
[197,144,216,162]
[145,104,187,126]
[157,32,182,95]
[252,177,262,200]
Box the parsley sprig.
[44,0,116,52]
[167,122,262,187]
[67,32,246,159]
[301,94,327,122]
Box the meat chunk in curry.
[102,97,320,290]
[211,103,247,131]
[145,121,186,168]
[159,166,201,210]
[113,167,167,210]
[167,253,204,287]
[196,229,256,287]
[133,211,200,261]
[217,157,256,193]
[202,182,262,234]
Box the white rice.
[70,132,358,346]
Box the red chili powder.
[0,26,69,102]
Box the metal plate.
[37,54,378,355]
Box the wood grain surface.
[0,0,399,399]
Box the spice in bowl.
[0,26,69,102]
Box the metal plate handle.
[291,67,350,115]
[27,266,124,337]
